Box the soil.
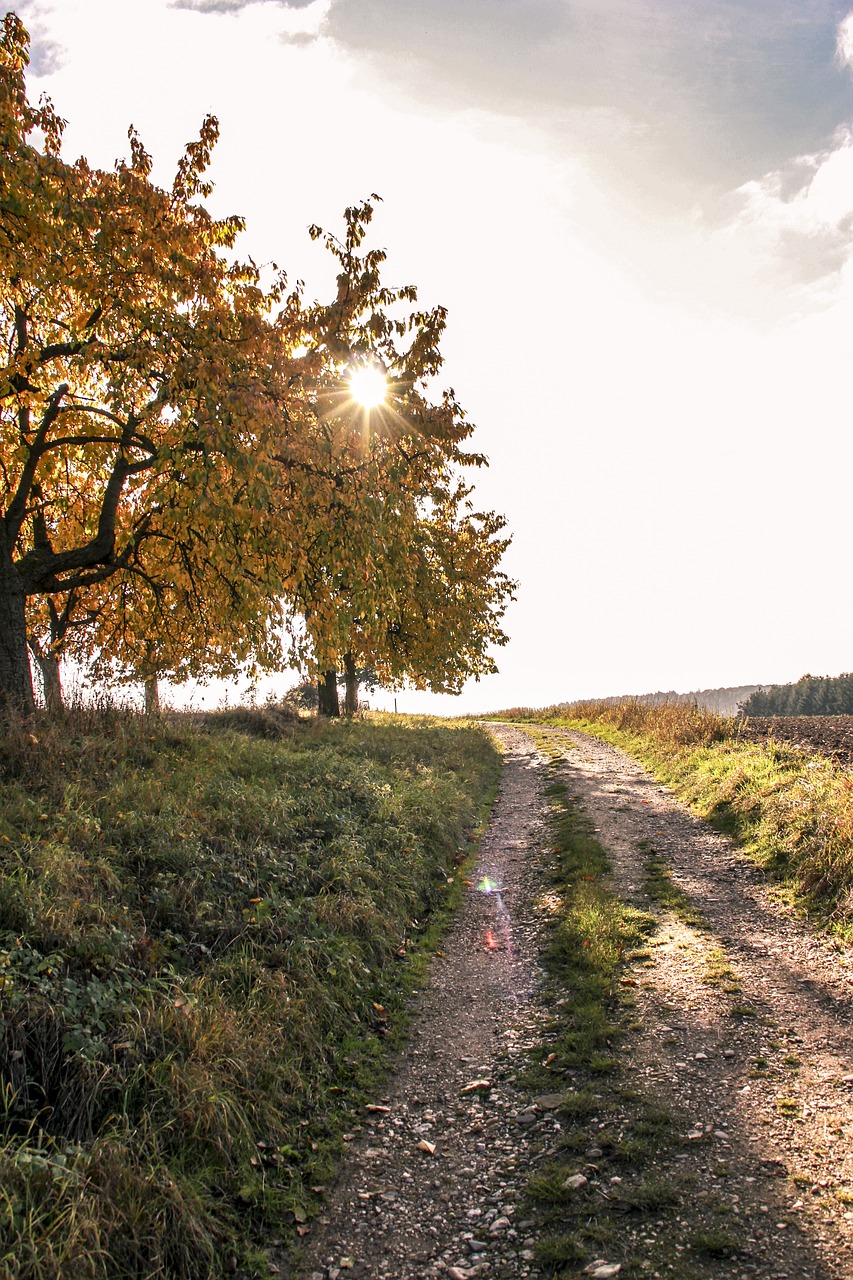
[285,724,853,1280]
[739,716,853,766]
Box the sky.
[16,0,853,713]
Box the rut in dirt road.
[288,724,557,1280]
[539,724,853,1280]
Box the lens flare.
[349,364,387,408]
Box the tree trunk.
[144,674,161,716]
[0,568,35,714]
[343,652,359,717]
[317,669,340,717]
[30,644,64,713]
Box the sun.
[348,364,387,409]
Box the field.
[738,714,853,765]
[0,708,500,1280]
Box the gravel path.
[288,724,853,1280]
[289,724,555,1280]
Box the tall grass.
[0,708,500,1279]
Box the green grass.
[0,707,500,1279]
[642,842,707,930]
[491,699,853,934]
[520,740,667,1274]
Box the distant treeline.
[741,674,853,717]
[593,685,762,717]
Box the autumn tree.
[0,14,304,712]
[1,20,513,715]
[277,200,514,714]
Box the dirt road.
[288,724,552,1280]
[289,725,853,1280]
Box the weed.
[630,1174,680,1210]
[702,947,741,992]
[689,1228,742,1257]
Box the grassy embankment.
[0,707,500,1280]
[492,699,853,931]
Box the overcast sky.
[17,0,853,712]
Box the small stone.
[534,1093,564,1110]
[564,1173,589,1191]
[695,1052,708,1061]
[490,1216,511,1232]
[586,1147,603,1158]
[468,1240,487,1253]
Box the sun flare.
[348,364,387,409]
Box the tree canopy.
[741,674,853,717]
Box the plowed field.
[739,714,853,765]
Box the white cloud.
[836,11,853,70]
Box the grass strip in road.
[0,709,500,1280]
[519,739,680,1276]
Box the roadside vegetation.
[490,700,853,933]
[0,708,500,1279]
